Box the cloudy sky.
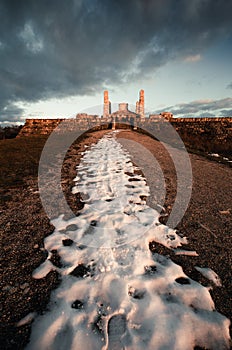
[0,0,232,124]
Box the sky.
[0,0,232,125]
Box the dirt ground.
[116,130,232,321]
[0,129,231,349]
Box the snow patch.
[174,249,199,256]
[195,266,222,287]
[17,312,36,327]
[27,132,231,350]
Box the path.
[22,132,231,349]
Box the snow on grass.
[25,132,231,349]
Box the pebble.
[20,283,29,290]
[2,285,12,292]
[23,288,30,294]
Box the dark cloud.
[0,103,24,123]
[1,0,232,122]
[156,98,232,117]
[220,109,232,117]
[197,112,216,118]
[227,82,232,89]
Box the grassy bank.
[0,136,48,190]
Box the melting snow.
[25,132,231,349]
[174,249,199,256]
[195,266,222,287]
[16,312,37,327]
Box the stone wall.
[18,117,107,137]
[169,118,232,155]
[18,119,64,136]
[18,116,232,156]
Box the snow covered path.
[26,132,230,349]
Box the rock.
[71,300,84,309]
[70,264,90,278]
[62,238,74,246]
[175,277,191,285]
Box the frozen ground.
[24,132,230,349]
